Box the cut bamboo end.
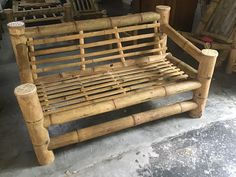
[49,101,198,150]
[7,21,25,35]
[156,5,171,25]
[201,49,219,58]
[14,83,37,96]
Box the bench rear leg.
[15,83,54,165]
[189,49,218,118]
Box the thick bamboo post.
[156,5,170,49]
[16,44,34,83]
[189,49,218,118]
[7,21,26,64]
[63,3,72,22]
[226,32,236,74]
[49,101,198,149]
[4,9,14,22]
[156,5,171,25]
[15,83,54,165]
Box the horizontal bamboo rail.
[44,81,201,127]
[24,12,160,37]
[49,101,198,150]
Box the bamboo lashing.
[11,6,218,165]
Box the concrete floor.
[1,2,236,177]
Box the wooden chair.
[182,0,236,73]
[4,0,72,27]
[8,6,218,165]
[68,0,107,19]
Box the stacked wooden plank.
[8,7,218,165]
[4,0,72,27]
[182,0,236,73]
[68,0,107,19]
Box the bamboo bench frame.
[68,0,107,19]
[8,6,218,165]
[4,0,72,26]
[182,0,236,73]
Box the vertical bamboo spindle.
[15,84,54,165]
[156,5,170,50]
[7,21,26,64]
[226,32,236,74]
[189,49,218,118]
[63,3,72,22]
[4,9,14,22]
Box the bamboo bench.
[8,6,218,165]
[4,0,72,27]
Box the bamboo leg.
[189,49,218,118]
[226,33,236,74]
[15,83,54,165]
[7,21,26,65]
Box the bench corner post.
[156,5,171,25]
[189,49,218,118]
[15,83,55,165]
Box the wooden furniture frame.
[68,0,107,19]
[9,6,218,165]
[4,0,72,26]
[182,0,236,73]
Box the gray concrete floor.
[1,2,236,177]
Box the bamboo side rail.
[162,24,202,63]
[49,101,198,150]
[44,81,201,127]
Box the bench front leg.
[15,83,54,165]
[190,49,218,117]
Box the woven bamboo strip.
[43,81,201,127]
[49,101,198,149]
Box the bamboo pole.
[226,32,236,74]
[15,83,54,165]
[44,81,201,127]
[16,44,34,83]
[25,12,160,37]
[7,21,26,64]
[189,49,218,118]
[49,101,198,149]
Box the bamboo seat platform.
[8,6,218,165]
[4,0,72,26]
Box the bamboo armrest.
[162,24,203,63]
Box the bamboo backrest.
[18,12,166,81]
[196,0,236,43]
